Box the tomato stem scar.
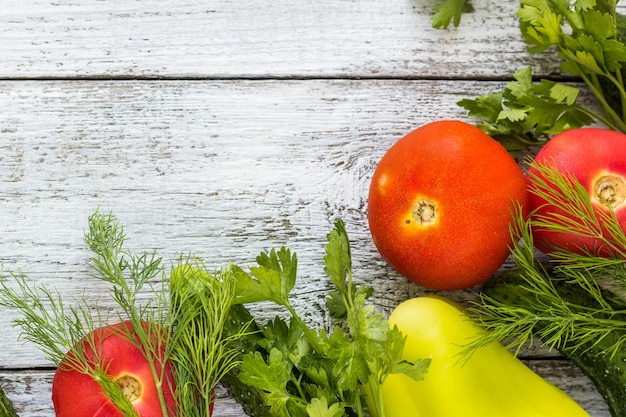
[116,374,142,402]
[594,175,626,209]
[412,199,438,226]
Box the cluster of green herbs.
[228,221,430,417]
[467,161,626,354]
[0,211,241,417]
[433,0,626,154]
[0,212,429,417]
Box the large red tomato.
[527,127,626,257]
[367,120,528,290]
[52,321,177,417]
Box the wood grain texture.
[0,0,565,79]
[0,78,480,367]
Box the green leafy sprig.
[231,220,430,417]
[0,210,248,417]
[458,66,598,154]
[431,0,474,29]
[84,211,174,417]
[517,0,626,128]
[0,271,140,416]
[435,0,626,153]
[169,262,249,417]
[466,162,626,358]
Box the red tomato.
[527,127,626,257]
[52,321,178,417]
[367,120,528,290]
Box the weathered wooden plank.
[0,0,565,79]
[0,78,465,365]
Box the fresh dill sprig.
[84,210,174,417]
[0,209,248,417]
[92,367,140,417]
[0,268,142,417]
[169,261,251,417]
[233,220,429,417]
[526,160,626,259]
[0,269,95,365]
[84,210,167,324]
[466,164,626,360]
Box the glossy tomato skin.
[367,120,528,290]
[528,128,626,257]
[52,321,177,417]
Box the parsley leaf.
[233,247,297,305]
[458,66,596,154]
[432,0,474,29]
[324,327,371,391]
[228,220,430,417]
[325,290,347,319]
[517,0,626,132]
[323,221,351,294]
[383,327,431,382]
[441,0,626,150]
[239,349,297,417]
[306,397,344,417]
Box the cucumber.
[482,268,626,417]
[0,384,18,417]
[220,303,271,417]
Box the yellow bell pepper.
[381,295,590,417]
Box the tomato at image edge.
[367,120,528,290]
[52,320,178,417]
[527,127,626,257]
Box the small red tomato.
[367,120,528,290]
[52,321,177,417]
[527,127,626,257]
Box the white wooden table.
[0,1,613,415]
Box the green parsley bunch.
[221,221,430,417]
[433,0,626,154]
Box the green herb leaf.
[233,248,297,306]
[451,0,626,149]
[384,327,430,382]
[467,164,626,360]
[432,0,474,29]
[239,349,303,417]
[324,220,352,294]
[458,66,597,152]
[224,219,430,417]
[169,262,247,417]
[325,290,347,319]
[306,397,344,417]
[257,317,308,363]
[239,349,293,395]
